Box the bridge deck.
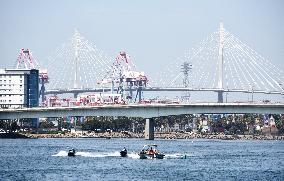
[1,103,284,119]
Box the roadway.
[1,103,284,119]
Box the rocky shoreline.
[12,132,284,140]
[0,133,31,139]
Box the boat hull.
[68,152,75,156]
[139,153,164,159]
[68,149,76,156]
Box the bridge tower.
[73,29,81,89]
[217,22,225,103]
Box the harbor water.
[0,138,283,180]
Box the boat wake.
[52,150,68,157]
[52,150,121,157]
[164,153,190,159]
[127,152,140,159]
[52,151,190,159]
[77,151,121,157]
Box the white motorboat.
[138,144,165,159]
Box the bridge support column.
[138,88,142,103]
[145,118,154,140]
[40,83,45,104]
[218,91,223,103]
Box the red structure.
[15,48,49,105]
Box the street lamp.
[249,83,255,102]
[225,86,228,103]
[251,86,254,102]
[279,83,284,103]
[279,83,284,92]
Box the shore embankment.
[0,133,31,139]
[14,132,284,140]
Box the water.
[0,138,283,180]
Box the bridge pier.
[145,118,154,140]
[74,93,79,98]
[217,91,223,103]
[138,87,142,103]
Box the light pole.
[251,86,254,102]
[249,83,255,102]
[225,86,228,103]
[279,83,284,103]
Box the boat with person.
[68,148,76,156]
[138,144,165,159]
[120,147,127,157]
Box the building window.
[20,80,22,83]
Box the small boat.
[120,148,127,157]
[138,144,165,159]
[68,149,76,156]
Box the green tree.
[11,121,20,132]
[39,120,55,129]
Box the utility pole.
[249,83,255,102]
[251,85,254,102]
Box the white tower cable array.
[46,30,112,90]
[151,24,284,93]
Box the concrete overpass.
[1,103,284,119]
[1,103,283,140]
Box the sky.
[0,0,284,101]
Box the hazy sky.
[0,0,284,101]
[1,0,283,68]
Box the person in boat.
[69,148,75,153]
[120,147,127,157]
[153,148,157,154]
[148,147,155,154]
[68,148,76,156]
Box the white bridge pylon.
[150,23,284,96]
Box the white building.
[0,69,39,109]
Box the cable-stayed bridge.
[39,23,284,103]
